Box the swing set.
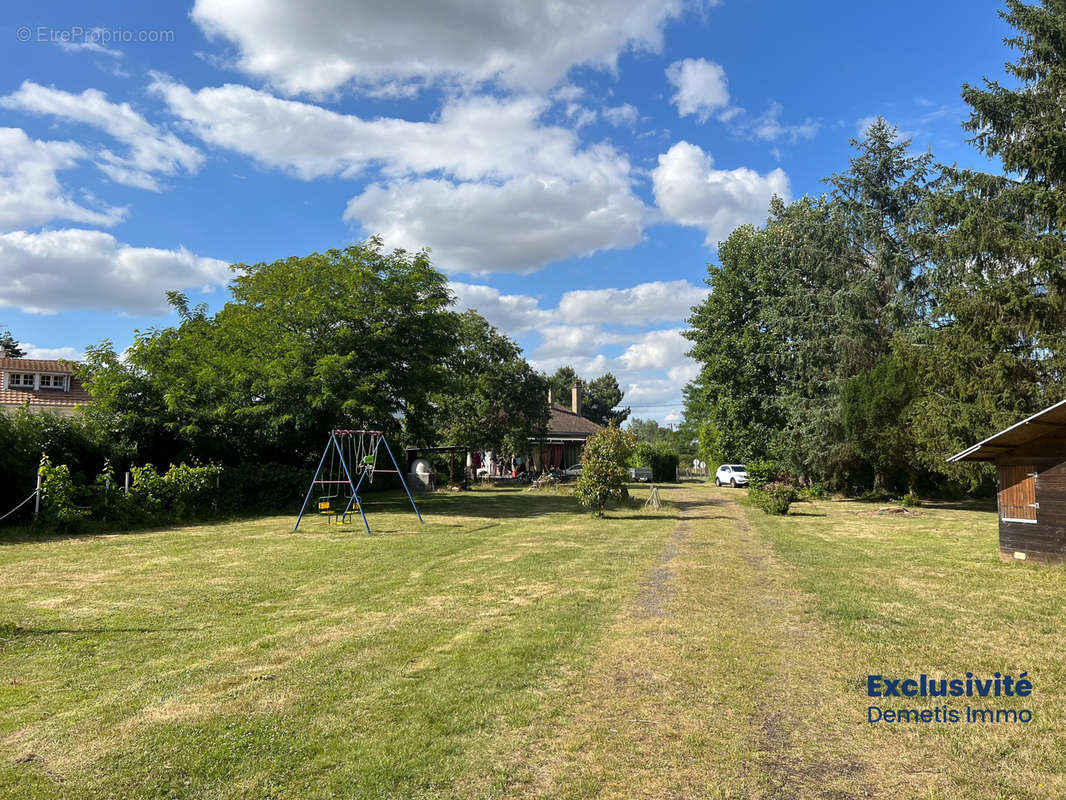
[293,429,423,534]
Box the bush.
[576,424,636,515]
[125,462,223,521]
[37,455,90,529]
[799,483,829,501]
[744,458,782,490]
[901,491,922,508]
[748,481,797,515]
[91,459,131,522]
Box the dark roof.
[947,399,1066,462]
[0,357,92,409]
[547,403,602,439]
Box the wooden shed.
[948,399,1066,564]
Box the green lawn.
[748,495,1066,799]
[0,487,677,799]
[3,484,1066,799]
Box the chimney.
[571,383,580,415]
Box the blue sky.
[0,0,1010,422]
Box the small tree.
[575,424,636,516]
[0,330,25,358]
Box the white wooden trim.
[1002,517,1038,524]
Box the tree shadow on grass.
[919,498,997,513]
[1,623,198,640]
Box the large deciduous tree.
[431,311,549,454]
[81,239,458,466]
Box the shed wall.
[997,456,1066,564]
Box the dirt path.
[510,483,878,800]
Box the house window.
[998,465,1037,523]
[9,372,34,388]
[39,374,66,390]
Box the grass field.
[2,483,1065,799]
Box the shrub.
[91,458,132,522]
[576,424,636,515]
[748,481,797,515]
[37,455,90,529]
[744,458,782,490]
[799,483,829,501]
[901,491,922,508]
[163,462,222,520]
[128,463,167,520]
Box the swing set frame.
[293,429,423,534]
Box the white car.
[715,464,749,487]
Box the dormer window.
[9,372,34,388]
[39,374,67,390]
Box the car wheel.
[730,478,736,488]
[715,478,721,487]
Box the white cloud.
[152,79,647,274]
[55,35,122,59]
[604,103,639,127]
[619,328,689,370]
[747,100,820,143]
[0,229,230,314]
[1,81,203,191]
[565,103,597,128]
[0,128,126,231]
[555,280,708,325]
[621,377,687,407]
[529,352,612,378]
[22,344,83,361]
[450,282,553,332]
[534,325,626,359]
[451,280,703,421]
[651,140,790,248]
[668,362,700,383]
[345,174,644,274]
[552,84,585,103]
[666,58,729,121]
[191,0,686,95]
[153,79,621,184]
[451,278,707,330]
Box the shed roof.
[946,398,1066,462]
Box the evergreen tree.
[910,0,1066,487]
[0,330,25,358]
[548,366,629,425]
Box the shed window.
[998,465,1037,523]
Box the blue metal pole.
[381,436,423,523]
[336,431,371,536]
[294,436,333,531]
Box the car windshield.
[731,465,746,471]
